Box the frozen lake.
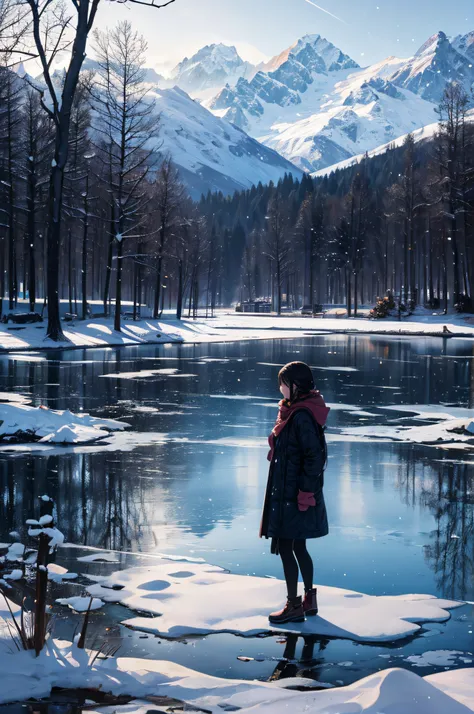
[0,333,472,686]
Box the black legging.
[278,539,314,600]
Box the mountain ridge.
[200,30,474,173]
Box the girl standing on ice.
[260,361,329,624]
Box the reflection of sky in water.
[0,334,473,683]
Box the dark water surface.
[0,334,473,686]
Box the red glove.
[298,491,316,512]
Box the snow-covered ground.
[0,637,473,711]
[188,310,474,339]
[0,401,128,444]
[1,309,474,354]
[0,317,185,351]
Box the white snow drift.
[79,559,463,642]
[0,637,472,711]
[0,401,129,444]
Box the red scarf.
[267,390,330,462]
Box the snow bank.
[0,637,472,712]
[0,309,473,354]
[185,310,474,340]
[426,668,474,712]
[77,560,463,642]
[0,402,129,444]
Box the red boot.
[269,596,305,624]
[303,588,318,616]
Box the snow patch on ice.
[82,559,463,642]
[55,596,104,612]
[77,552,120,563]
[341,417,474,447]
[101,368,196,379]
[0,403,129,444]
[406,650,467,668]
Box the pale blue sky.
[95,0,474,72]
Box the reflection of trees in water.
[421,462,473,600]
[396,451,474,600]
[0,452,151,552]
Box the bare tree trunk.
[103,212,114,316]
[354,270,358,316]
[81,175,89,320]
[443,232,448,314]
[137,247,143,318]
[176,259,183,320]
[26,161,37,313]
[114,239,123,331]
[0,237,4,318]
[428,218,434,305]
[68,227,73,313]
[276,260,281,315]
[153,223,165,319]
[346,270,351,317]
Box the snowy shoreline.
[1,310,474,353]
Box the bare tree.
[1,0,176,339]
[384,134,423,304]
[152,155,185,318]
[20,89,54,311]
[436,82,471,306]
[0,66,23,310]
[62,76,93,315]
[297,190,326,310]
[90,21,160,331]
[264,191,290,315]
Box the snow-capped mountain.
[202,30,474,173]
[258,62,437,172]
[312,108,474,179]
[453,31,474,63]
[389,31,474,103]
[259,34,359,75]
[144,87,301,199]
[207,34,361,135]
[170,44,254,98]
[30,27,474,198]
